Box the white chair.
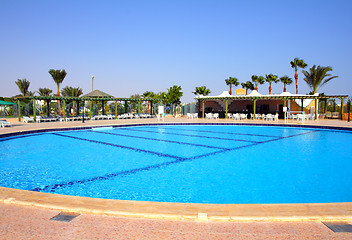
[187,113,193,119]
[289,113,298,120]
[255,114,262,120]
[297,114,308,121]
[35,116,42,123]
[0,119,12,128]
[213,113,219,119]
[227,113,233,119]
[193,113,198,119]
[274,114,279,121]
[233,113,240,120]
[239,113,247,120]
[308,114,315,120]
[205,113,213,119]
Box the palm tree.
[15,78,30,96]
[37,88,53,97]
[225,77,239,95]
[61,86,83,97]
[61,86,83,116]
[166,85,183,105]
[48,69,67,97]
[302,65,338,94]
[279,75,293,92]
[265,74,279,94]
[290,58,308,94]
[251,75,264,92]
[49,69,67,114]
[241,81,255,95]
[193,86,211,96]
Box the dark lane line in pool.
[255,130,317,144]
[136,126,278,138]
[186,131,316,161]
[31,130,316,193]
[0,133,46,142]
[90,130,230,150]
[31,156,189,192]
[51,132,183,160]
[117,127,260,143]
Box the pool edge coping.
[1,121,352,221]
[1,186,352,222]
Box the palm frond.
[302,65,338,93]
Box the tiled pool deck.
[1,117,352,239]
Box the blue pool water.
[1,124,352,204]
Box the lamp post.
[82,100,85,123]
[92,75,94,92]
[348,98,351,122]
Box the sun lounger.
[263,114,273,121]
[23,116,34,123]
[0,119,12,128]
[44,116,58,122]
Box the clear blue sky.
[1,0,351,102]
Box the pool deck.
[1,117,352,239]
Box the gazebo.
[82,90,114,116]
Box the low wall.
[342,113,352,121]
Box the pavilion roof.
[82,90,114,98]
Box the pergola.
[15,96,161,122]
[196,94,349,120]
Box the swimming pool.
[1,124,351,204]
